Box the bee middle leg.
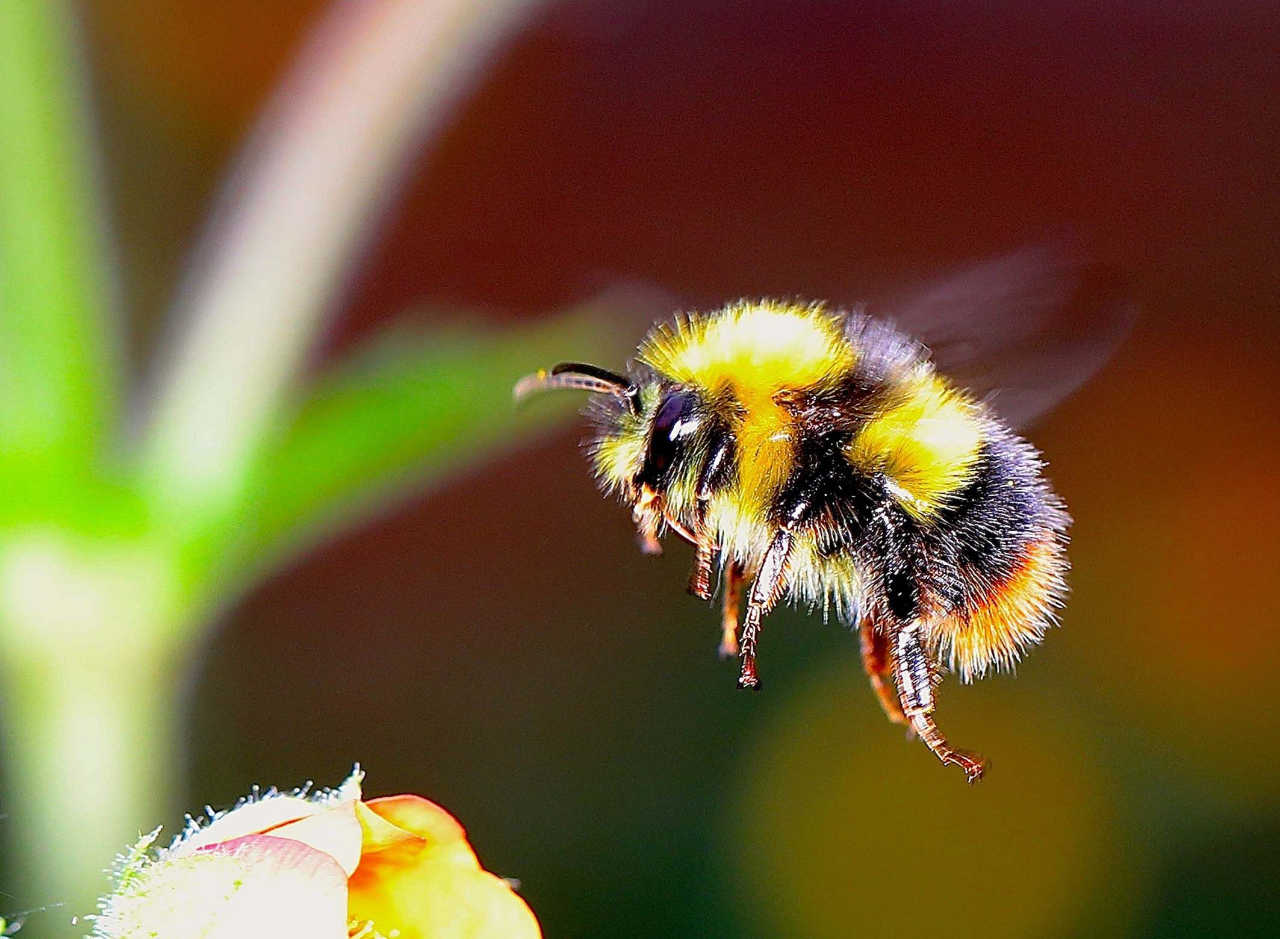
[892,622,987,783]
[686,503,716,601]
[737,529,794,690]
[859,617,907,725]
[668,509,739,657]
[719,559,745,658]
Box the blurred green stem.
[0,0,119,466]
[0,651,178,915]
[1,0,560,930]
[139,0,536,532]
[0,531,180,916]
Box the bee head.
[634,387,701,490]
[611,383,710,554]
[514,362,712,546]
[583,376,707,500]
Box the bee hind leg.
[859,617,907,725]
[892,622,987,783]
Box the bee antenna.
[514,362,639,413]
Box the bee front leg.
[632,484,665,555]
[738,529,794,690]
[892,622,987,783]
[859,617,907,725]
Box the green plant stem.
[139,0,537,528]
[0,0,119,465]
[0,534,181,931]
[0,645,179,927]
[0,1,581,932]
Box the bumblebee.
[516,249,1128,782]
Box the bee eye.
[644,391,699,482]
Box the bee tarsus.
[893,622,987,782]
[686,523,714,599]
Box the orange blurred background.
[53,1,1280,935]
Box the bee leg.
[859,617,907,725]
[738,529,794,690]
[632,485,664,555]
[687,503,715,601]
[719,559,745,659]
[688,432,736,600]
[892,623,987,783]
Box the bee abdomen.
[924,427,1071,680]
[932,430,1069,587]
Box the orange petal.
[348,796,540,939]
[355,800,423,854]
[360,795,476,867]
[348,858,540,939]
[364,795,468,846]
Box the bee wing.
[873,246,1135,428]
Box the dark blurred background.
[63,0,1280,935]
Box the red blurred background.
[65,1,1280,935]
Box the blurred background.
[2,0,1278,936]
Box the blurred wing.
[873,247,1135,428]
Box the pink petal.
[199,834,349,938]
[176,796,320,855]
[103,835,349,939]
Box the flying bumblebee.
[515,249,1129,782]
